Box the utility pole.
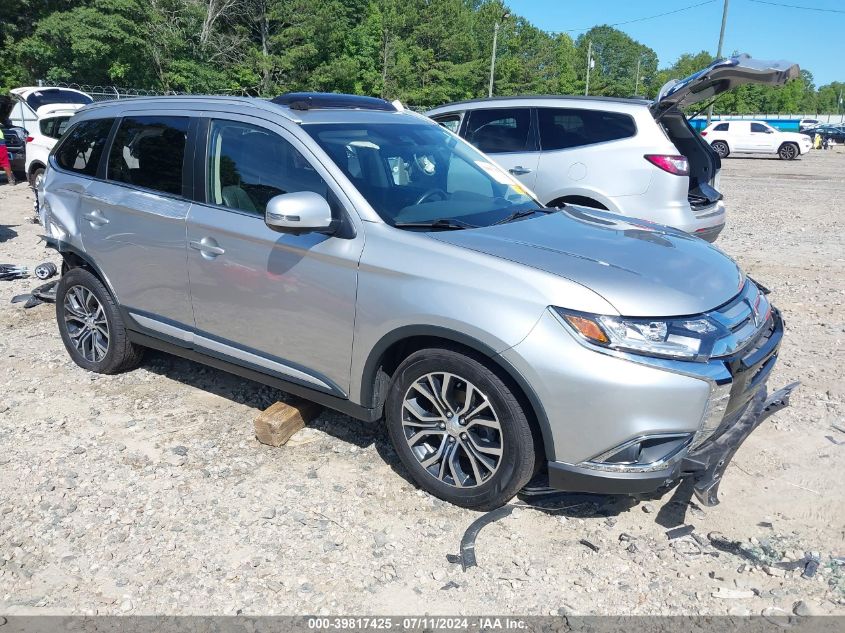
[585,40,593,96]
[488,11,510,98]
[707,0,730,124]
[634,57,642,96]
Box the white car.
[429,55,799,242]
[7,87,93,185]
[701,120,812,160]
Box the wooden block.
[254,399,323,447]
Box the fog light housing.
[690,381,732,450]
[578,433,692,473]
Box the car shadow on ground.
[140,350,700,523]
[140,349,387,451]
[0,223,19,244]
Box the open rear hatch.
[651,54,800,212]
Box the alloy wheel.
[780,144,797,160]
[63,285,110,362]
[401,372,503,488]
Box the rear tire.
[385,347,537,510]
[29,167,45,189]
[56,267,144,374]
[711,141,730,158]
[778,143,798,160]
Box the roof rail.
[271,92,397,112]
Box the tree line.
[1,0,842,113]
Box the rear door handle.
[190,237,225,258]
[508,166,532,175]
[82,210,110,227]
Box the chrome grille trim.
[707,282,770,358]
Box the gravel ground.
[1,150,843,617]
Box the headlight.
[554,308,720,361]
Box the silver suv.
[427,56,799,243]
[40,92,793,510]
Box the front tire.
[56,267,144,374]
[778,142,798,160]
[711,141,730,158]
[385,347,537,510]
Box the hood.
[653,54,800,114]
[430,207,744,317]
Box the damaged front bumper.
[548,309,797,506]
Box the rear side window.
[537,108,636,151]
[206,119,328,215]
[714,122,729,132]
[465,108,531,153]
[54,118,114,176]
[107,116,189,196]
[40,116,72,140]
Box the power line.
[548,0,717,34]
[747,0,845,13]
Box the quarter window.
[432,114,461,134]
[537,108,636,150]
[40,116,72,140]
[53,118,114,176]
[207,120,328,215]
[714,122,729,132]
[465,108,531,153]
[107,116,188,195]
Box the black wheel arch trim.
[359,324,556,460]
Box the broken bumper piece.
[547,381,798,504]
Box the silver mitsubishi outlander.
[40,92,795,510]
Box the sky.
[506,0,844,86]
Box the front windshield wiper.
[393,218,479,231]
[492,208,554,226]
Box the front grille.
[707,281,771,358]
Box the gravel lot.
[1,150,843,617]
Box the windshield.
[304,121,541,228]
[25,89,92,111]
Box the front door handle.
[82,210,110,227]
[509,166,533,175]
[190,237,225,259]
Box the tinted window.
[465,108,531,153]
[432,114,461,133]
[54,118,114,176]
[40,116,72,139]
[26,89,92,111]
[207,120,328,215]
[107,116,188,195]
[714,122,729,132]
[537,108,636,150]
[750,123,770,133]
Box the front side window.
[40,116,72,139]
[206,120,329,215]
[54,118,114,176]
[107,116,188,195]
[305,121,540,228]
[750,123,770,134]
[714,122,729,132]
[464,108,531,153]
[538,108,636,151]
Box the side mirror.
[265,191,334,234]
